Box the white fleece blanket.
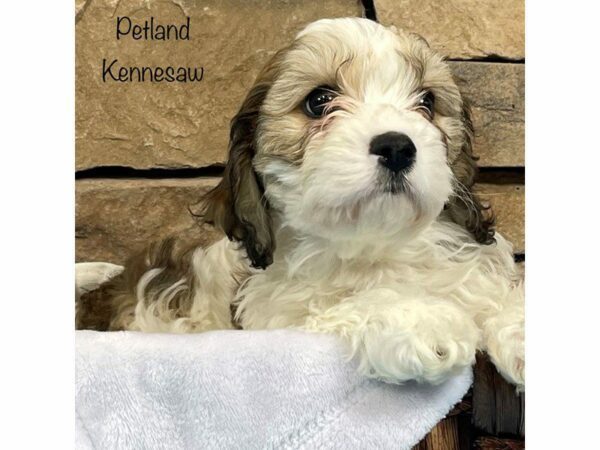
[75,330,471,449]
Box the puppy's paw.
[356,302,480,385]
[484,320,525,390]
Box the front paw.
[356,307,480,385]
[485,323,525,390]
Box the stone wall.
[75,0,525,264]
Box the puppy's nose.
[369,132,416,174]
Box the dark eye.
[417,90,435,117]
[303,86,337,118]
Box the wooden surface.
[413,355,525,450]
[472,354,525,437]
[415,416,461,450]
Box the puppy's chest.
[235,259,449,328]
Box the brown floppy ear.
[446,101,496,245]
[198,78,275,269]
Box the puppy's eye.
[303,86,337,118]
[417,91,435,117]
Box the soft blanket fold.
[75,329,472,449]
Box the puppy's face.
[254,19,465,242]
[202,18,490,268]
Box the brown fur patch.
[76,238,200,331]
[446,101,496,245]
[195,50,292,269]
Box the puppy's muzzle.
[369,132,416,174]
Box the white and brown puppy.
[77,18,524,389]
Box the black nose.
[369,132,416,174]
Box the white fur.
[131,239,246,333]
[129,223,524,388]
[234,221,523,387]
[127,18,525,389]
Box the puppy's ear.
[199,77,275,269]
[408,31,430,48]
[446,101,496,245]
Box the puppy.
[77,18,525,389]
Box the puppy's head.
[201,18,493,268]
